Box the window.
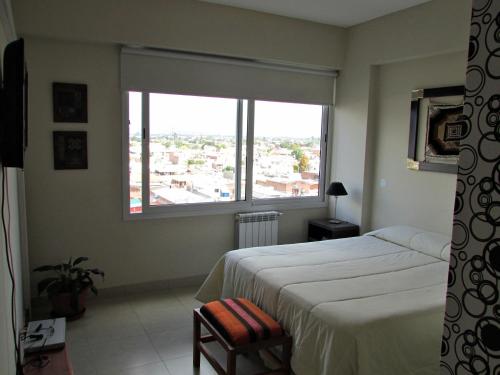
[126,92,329,218]
[121,47,336,218]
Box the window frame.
[122,92,331,220]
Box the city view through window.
[128,92,323,213]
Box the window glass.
[128,91,142,213]
[240,100,248,201]
[148,93,238,205]
[253,101,323,199]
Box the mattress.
[196,225,451,375]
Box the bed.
[196,225,451,375]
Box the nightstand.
[308,219,360,241]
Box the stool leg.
[282,339,292,374]
[227,349,236,375]
[193,311,201,368]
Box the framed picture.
[53,82,88,123]
[53,131,88,170]
[407,85,466,174]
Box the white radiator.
[235,211,282,249]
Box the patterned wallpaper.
[441,0,500,373]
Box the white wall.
[366,52,467,234]
[333,0,472,232]
[15,0,474,295]
[13,0,345,294]
[0,169,24,375]
[22,36,328,292]
[13,0,346,69]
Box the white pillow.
[410,232,451,261]
[440,244,451,262]
[365,225,425,248]
[365,225,451,261]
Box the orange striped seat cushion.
[200,298,283,346]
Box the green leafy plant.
[34,257,104,300]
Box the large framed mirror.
[407,85,466,174]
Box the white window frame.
[122,92,331,220]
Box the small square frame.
[53,131,88,170]
[53,82,88,123]
[407,85,465,174]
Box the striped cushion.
[200,298,283,345]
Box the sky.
[129,92,323,139]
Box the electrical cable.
[1,166,22,373]
[5,167,18,348]
[1,168,16,352]
[23,320,54,369]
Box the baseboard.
[95,274,208,299]
[30,274,208,310]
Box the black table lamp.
[326,182,348,224]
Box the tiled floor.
[51,286,270,375]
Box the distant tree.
[291,147,304,162]
[161,140,173,148]
[298,155,309,172]
[175,140,187,149]
[187,159,204,166]
[293,164,299,173]
[223,166,234,172]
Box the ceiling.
[199,0,432,27]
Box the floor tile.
[149,327,193,360]
[173,287,203,309]
[137,305,192,335]
[163,355,217,375]
[200,342,270,375]
[73,369,98,375]
[67,322,92,343]
[96,361,170,375]
[89,335,153,358]
[67,341,97,375]
[88,335,161,372]
[178,296,203,310]
[84,320,146,343]
[172,286,200,299]
[128,291,182,313]
[62,286,270,375]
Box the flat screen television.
[0,38,27,168]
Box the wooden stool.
[193,303,292,375]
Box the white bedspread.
[196,227,450,375]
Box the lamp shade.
[326,182,348,196]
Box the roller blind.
[120,48,336,105]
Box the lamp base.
[328,218,343,224]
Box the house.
[0,0,497,374]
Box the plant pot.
[50,288,89,321]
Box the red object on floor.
[23,346,73,375]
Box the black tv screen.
[0,38,27,168]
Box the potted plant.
[34,257,104,320]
